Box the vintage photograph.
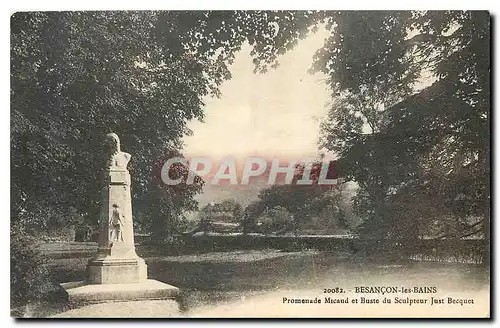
[11,10,490,318]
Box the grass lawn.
[16,243,490,318]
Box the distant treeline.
[40,233,487,265]
[148,234,488,265]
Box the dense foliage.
[241,161,354,234]
[11,11,318,309]
[223,11,489,255]
[235,11,489,249]
[313,11,490,249]
[11,11,315,236]
[10,223,55,310]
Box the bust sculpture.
[105,133,131,170]
[62,132,178,301]
[103,133,131,246]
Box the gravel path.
[49,288,490,318]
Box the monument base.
[87,257,147,284]
[61,279,179,304]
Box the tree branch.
[434,219,484,240]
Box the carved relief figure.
[109,203,125,243]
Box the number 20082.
[323,288,344,293]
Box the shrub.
[11,224,59,314]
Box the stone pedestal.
[61,133,178,304]
[87,257,147,284]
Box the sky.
[179,26,435,208]
[180,28,338,207]
[182,28,332,161]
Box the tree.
[313,11,490,256]
[11,11,318,236]
[11,12,214,236]
[242,200,266,234]
[146,149,204,241]
[199,199,243,224]
[217,199,244,223]
[11,11,323,311]
[219,10,489,256]
[265,205,290,233]
[255,160,353,234]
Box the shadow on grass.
[23,248,489,318]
